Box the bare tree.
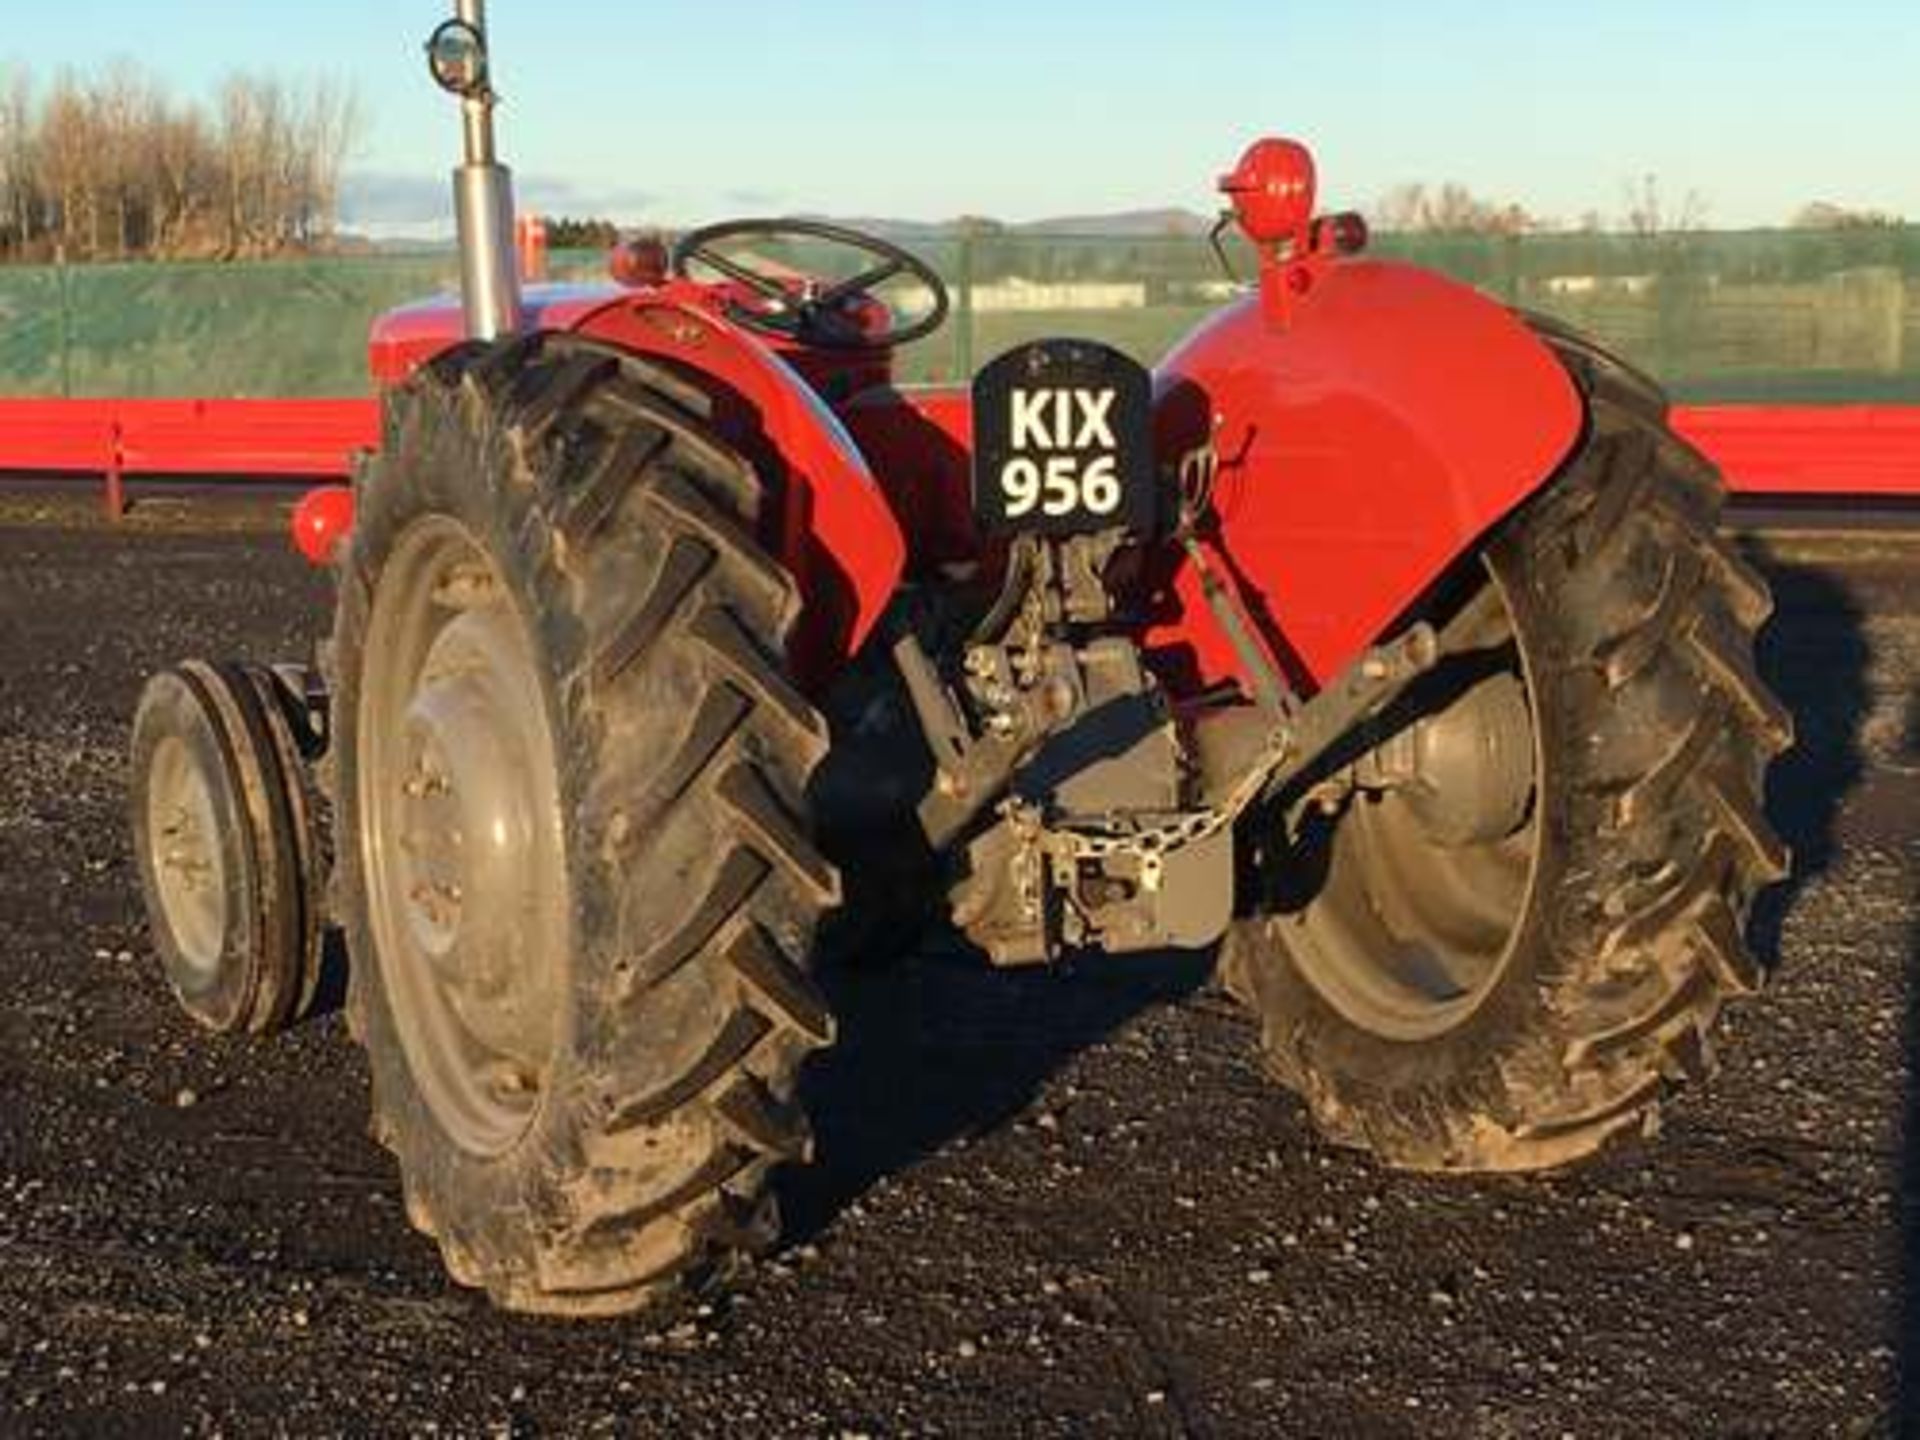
[218,76,269,256]
[148,104,210,255]
[0,66,33,254]
[37,75,96,258]
[1372,180,1540,235]
[1622,174,1709,238]
[0,60,360,262]
[301,81,361,246]
[1792,200,1903,230]
[1373,182,1431,234]
[95,61,155,255]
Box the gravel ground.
[0,504,1914,1438]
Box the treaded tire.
[130,660,315,1035]
[1221,362,1792,1172]
[1517,308,1669,424]
[330,334,839,1315]
[236,661,331,1025]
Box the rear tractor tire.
[329,335,839,1315]
[1222,373,1792,1172]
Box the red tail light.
[1219,138,1317,248]
[291,485,355,566]
[1312,211,1370,256]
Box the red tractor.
[129,4,1790,1316]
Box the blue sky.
[4,1,1916,230]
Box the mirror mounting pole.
[449,0,522,341]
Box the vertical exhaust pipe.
[430,0,523,340]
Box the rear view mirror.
[426,19,489,98]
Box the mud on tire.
[1222,361,1793,1172]
[330,334,839,1314]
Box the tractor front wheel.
[130,660,323,1035]
[330,335,838,1314]
[1222,386,1791,1171]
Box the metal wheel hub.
[147,735,229,977]
[360,521,570,1156]
[1285,566,1544,1042]
[1361,671,1535,848]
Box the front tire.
[331,335,838,1314]
[130,660,319,1035]
[1223,378,1792,1172]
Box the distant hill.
[807,209,1214,240]
[1014,208,1212,238]
[343,207,1218,249]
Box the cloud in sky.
[341,171,659,233]
[721,188,788,212]
[338,173,447,228]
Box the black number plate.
[971,339,1156,537]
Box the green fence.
[0,255,455,399]
[0,228,1915,402]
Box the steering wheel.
[670,218,950,351]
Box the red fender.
[569,296,906,683]
[367,287,907,688]
[1151,258,1584,690]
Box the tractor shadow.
[306,930,352,1022]
[782,931,1213,1243]
[1904,675,1920,1439]
[1739,536,1871,973]
[786,624,1217,1241]
[784,527,1907,1389]
[1738,528,1916,1433]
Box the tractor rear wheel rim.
[146,733,229,979]
[360,519,569,1157]
[1284,560,1543,1043]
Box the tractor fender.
[366,288,906,687]
[567,296,907,686]
[1150,258,1583,690]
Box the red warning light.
[291,485,355,567]
[1219,138,1317,248]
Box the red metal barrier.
[0,398,379,517]
[0,399,124,476]
[1673,406,1920,497]
[0,397,1914,518]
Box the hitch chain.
[1005,719,1291,897]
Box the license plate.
[972,339,1157,537]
